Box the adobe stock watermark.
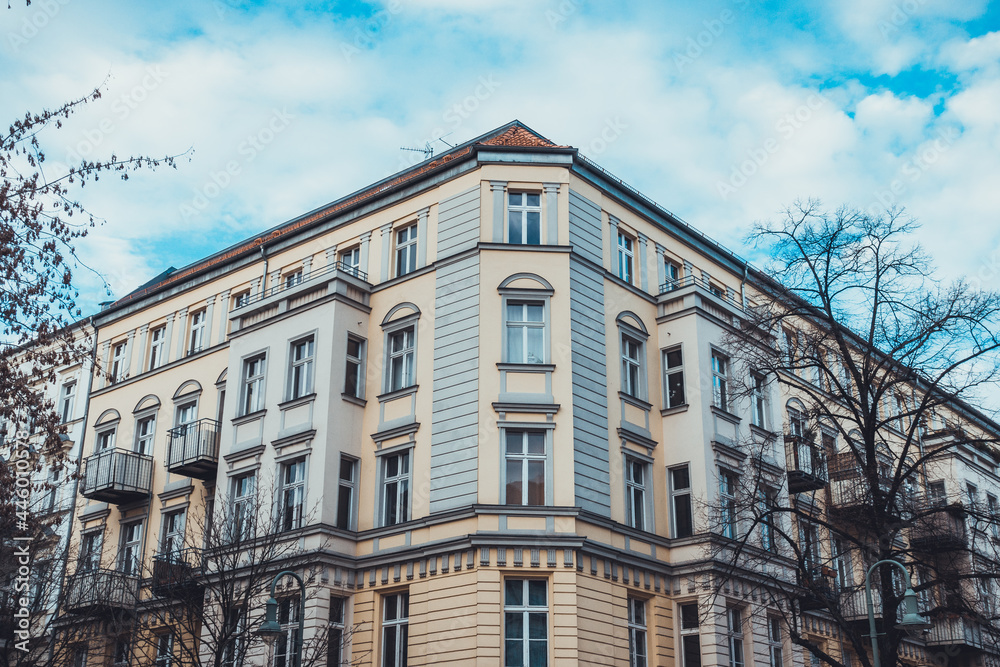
[581,117,628,158]
[866,125,960,215]
[968,246,1000,293]
[877,0,929,38]
[6,0,71,53]
[716,93,828,200]
[545,0,580,29]
[179,108,295,219]
[11,444,35,653]
[672,0,747,73]
[339,0,403,62]
[62,66,169,166]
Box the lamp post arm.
[865,559,911,667]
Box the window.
[381,451,410,527]
[280,459,306,531]
[679,602,701,667]
[626,457,648,531]
[628,597,648,667]
[42,469,60,513]
[288,337,315,400]
[621,334,643,398]
[759,487,777,552]
[751,373,767,428]
[387,328,415,392]
[79,532,101,571]
[148,325,166,370]
[663,346,685,408]
[504,430,546,506]
[928,480,946,506]
[711,351,729,410]
[727,607,745,667]
[329,596,346,667]
[617,232,635,283]
[232,290,251,310]
[155,634,174,667]
[110,341,127,384]
[664,259,681,290]
[273,597,301,667]
[340,246,361,276]
[504,579,547,667]
[188,309,207,355]
[832,538,853,592]
[800,523,820,572]
[767,618,783,667]
[382,592,409,667]
[60,382,76,423]
[231,473,255,541]
[96,427,116,451]
[720,469,738,539]
[671,466,694,538]
[134,415,155,455]
[284,270,303,289]
[113,639,131,667]
[71,648,87,667]
[344,336,366,398]
[967,482,979,507]
[119,521,143,575]
[782,329,797,366]
[989,495,999,538]
[337,456,358,530]
[508,192,541,245]
[506,301,545,364]
[221,608,246,667]
[240,354,266,415]
[395,225,418,277]
[160,510,185,558]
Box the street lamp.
[256,570,306,667]
[864,559,933,667]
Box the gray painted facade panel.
[568,190,603,265]
[437,187,481,256]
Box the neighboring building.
[48,121,1000,667]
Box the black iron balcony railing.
[166,419,220,480]
[231,261,368,311]
[152,548,204,598]
[797,567,837,611]
[926,614,992,649]
[80,449,153,504]
[785,436,828,494]
[63,568,140,615]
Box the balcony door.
[175,402,198,460]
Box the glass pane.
[528,580,547,606]
[527,461,545,505]
[680,603,699,629]
[347,339,360,357]
[526,212,540,244]
[632,489,644,527]
[509,212,523,243]
[386,456,398,478]
[528,640,547,666]
[525,304,544,322]
[339,458,354,481]
[526,431,545,455]
[508,192,521,206]
[507,303,523,321]
[525,328,543,363]
[382,627,396,667]
[505,580,523,606]
[384,597,397,621]
[508,326,525,362]
[400,452,409,473]
[506,461,523,505]
[526,193,540,207]
[400,593,409,618]
[506,431,523,455]
[505,640,524,667]
[675,495,693,537]
[672,467,690,489]
[528,613,546,639]
[505,612,523,639]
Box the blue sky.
[2,0,999,313]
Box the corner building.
[65,122,866,666]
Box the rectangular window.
[381,452,411,527]
[720,469,738,539]
[670,466,694,538]
[155,634,173,667]
[222,608,245,667]
[79,532,101,572]
[927,479,943,505]
[340,246,361,276]
[188,309,207,355]
[148,325,166,370]
[711,351,729,410]
[232,290,251,310]
[621,334,643,398]
[113,639,131,667]
[241,354,266,415]
[768,618,783,667]
[134,415,155,455]
[60,382,76,423]
[288,337,315,400]
[628,597,648,667]
[989,495,999,538]
[832,538,853,591]
[387,328,415,392]
[800,523,820,572]
[284,270,303,289]
[337,456,358,530]
[345,336,366,398]
[42,469,60,513]
[110,341,127,384]
[618,231,634,283]
[506,301,545,364]
[72,648,87,667]
[96,427,116,451]
[504,430,546,506]
[119,521,143,575]
[395,225,418,277]
[382,592,409,667]
[663,346,685,408]
[967,482,979,507]
[759,487,777,552]
[280,459,306,531]
[626,457,648,531]
[751,373,767,428]
[160,509,185,558]
[231,473,255,541]
[329,595,346,667]
[679,602,701,667]
[508,192,541,245]
[727,607,745,667]
[273,597,301,667]
[504,579,547,667]
[783,329,797,366]
[664,259,681,290]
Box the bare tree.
[710,201,1000,667]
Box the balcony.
[63,568,139,615]
[797,568,837,611]
[80,449,153,504]
[910,495,967,552]
[926,615,992,650]
[657,274,744,323]
[785,436,828,494]
[152,548,204,599]
[166,419,220,480]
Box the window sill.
[377,385,418,402]
[660,404,689,417]
[710,405,741,425]
[341,393,367,407]
[278,393,316,410]
[496,362,555,372]
[618,391,653,411]
[231,409,266,426]
[749,424,778,440]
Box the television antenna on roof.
[400,134,455,160]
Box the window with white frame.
[800,522,820,572]
[231,290,251,310]
[720,469,738,539]
[96,427,116,451]
[288,336,315,400]
[504,579,547,667]
[506,301,545,364]
[727,607,745,667]
[504,430,546,506]
[148,325,166,370]
[759,486,777,552]
[60,382,76,423]
[711,350,729,410]
[188,309,207,355]
[382,592,409,667]
[340,246,361,276]
[280,458,306,531]
[329,595,346,667]
[42,469,60,513]
[386,327,415,392]
[663,258,681,290]
[625,456,649,531]
[240,354,266,415]
[160,509,185,558]
[617,231,635,283]
[79,532,101,571]
[155,633,174,667]
[118,521,143,575]
[272,597,300,667]
[628,597,648,667]
[679,602,701,667]
[663,346,685,408]
[221,607,245,667]
[381,451,410,527]
[337,456,358,530]
[113,639,130,667]
[751,373,767,428]
[72,648,87,667]
[508,192,541,245]
[231,472,255,542]
[621,333,643,399]
[782,328,797,366]
[989,494,999,538]
[767,618,783,667]
[345,336,366,398]
[284,269,303,289]
[134,414,155,455]
[832,538,853,591]
[110,342,127,384]
[395,225,418,277]
[670,465,694,538]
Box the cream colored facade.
[47,122,1000,667]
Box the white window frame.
[110,341,127,384]
[279,458,307,532]
[767,618,783,667]
[711,349,729,411]
[79,531,102,571]
[340,246,361,276]
[231,290,251,310]
[160,508,186,558]
[621,332,644,399]
[118,520,143,575]
[503,429,550,506]
[221,607,246,667]
[628,597,648,667]
[507,191,542,245]
[385,327,415,393]
[283,269,303,289]
[96,427,117,451]
[678,602,701,667]
[272,596,301,667]
[188,309,207,355]
[625,455,650,531]
[504,579,548,667]
[381,592,409,667]
[329,595,346,667]
[759,486,778,553]
[336,455,358,531]
[663,258,681,290]
[288,335,315,401]
[617,231,635,283]
[727,607,745,667]
[379,449,411,527]
[345,335,366,398]
[60,381,76,423]
[751,373,768,428]
[155,633,174,667]
[505,300,547,365]
[230,472,256,542]
[663,345,685,409]
[720,469,738,539]
[240,354,266,415]
[670,465,694,538]
[395,224,418,277]
[134,413,156,456]
[148,325,166,370]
